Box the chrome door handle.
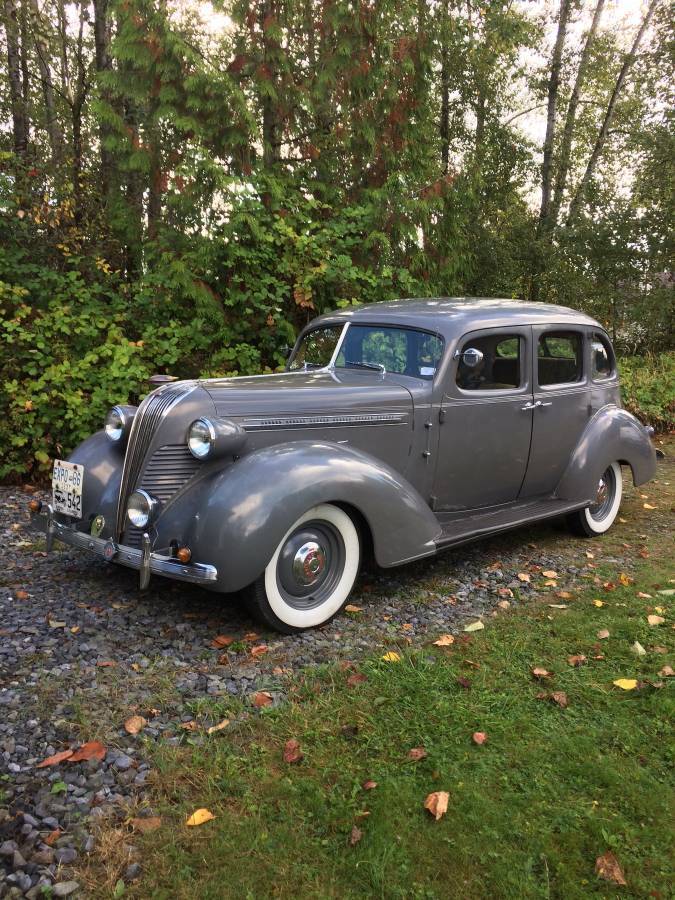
[522,400,553,411]
[521,401,536,410]
[538,401,552,407]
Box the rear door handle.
[521,401,536,410]
[522,400,553,410]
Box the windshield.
[289,323,443,380]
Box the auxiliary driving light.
[126,489,160,529]
[175,546,192,564]
[28,499,42,513]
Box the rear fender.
[189,440,441,593]
[556,406,656,504]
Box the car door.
[433,326,534,511]
[518,325,591,499]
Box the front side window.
[289,325,343,371]
[591,333,614,380]
[335,326,443,380]
[455,333,522,391]
[538,331,583,386]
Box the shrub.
[619,352,675,432]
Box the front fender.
[187,441,441,593]
[556,406,656,504]
[67,431,123,528]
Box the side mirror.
[455,347,484,368]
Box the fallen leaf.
[283,739,304,764]
[36,749,74,768]
[597,629,610,639]
[464,620,484,633]
[408,747,427,761]
[647,614,665,626]
[131,816,162,833]
[424,791,449,821]
[613,678,638,690]
[433,634,455,647]
[211,635,235,648]
[557,591,573,599]
[207,719,230,735]
[401,623,413,632]
[456,676,471,689]
[345,604,363,613]
[531,666,553,680]
[349,825,363,846]
[243,632,259,642]
[498,587,513,598]
[48,620,66,629]
[15,589,29,600]
[567,654,587,667]
[618,573,632,586]
[543,580,558,587]
[472,731,487,745]
[346,672,368,687]
[96,660,117,668]
[643,502,656,509]
[70,626,80,634]
[630,641,647,657]
[44,829,61,845]
[124,715,147,735]
[548,604,568,609]
[550,691,568,708]
[185,808,215,827]
[585,551,595,558]
[659,665,674,677]
[542,570,558,579]
[249,644,268,658]
[593,600,605,608]
[381,651,401,662]
[595,850,627,886]
[637,591,652,598]
[69,740,106,762]
[497,600,511,610]
[252,691,273,708]
[362,780,377,790]
[657,588,675,596]
[517,572,531,582]
[180,720,199,731]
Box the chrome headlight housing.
[187,418,216,459]
[126,489,160,529]
[105,405,135,443]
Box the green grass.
[99,561,674,899]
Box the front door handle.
[521,401,536,410]
[522,400,553,411]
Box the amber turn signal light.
[28,499,42,513]
[175,546,192,564]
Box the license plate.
[52,460,84,519]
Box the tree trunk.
[260,0,281,169]
[2,0,29,158]
[71,3,87,223]
[439,0,450,174]
[538,0,571,229]
[567,0,659,223]
[92,0,115,202]
[28,0,63,166]
[548,0,605,232]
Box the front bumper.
[30,504,218,588]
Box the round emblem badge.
[103,540,118,562]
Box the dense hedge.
[619,352,675,433]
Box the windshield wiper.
[344,360,386,373]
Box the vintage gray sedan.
[32,299,657,632]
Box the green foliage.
[619,352,675,432]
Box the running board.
[434,498,587,550]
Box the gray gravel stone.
[53,882,80,898]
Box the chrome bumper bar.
[30,505,218,588]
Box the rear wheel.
[566,462,623,537]
[246,503,361,633]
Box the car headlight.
[105,405,136,443]
[187,418,216,459]
[126,490,160,529]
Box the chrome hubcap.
[589,466,615,521]
[595,477,608,507]
[292,541,326,587]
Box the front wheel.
[246,503,361,633]
[566,462,623,537]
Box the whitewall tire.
[247,504,361,633]
[567,462,623,537]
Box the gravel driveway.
[0,460,669,898]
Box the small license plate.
[52,460,84,519]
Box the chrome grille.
[115,383,193,538]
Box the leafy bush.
[619,352,675,432]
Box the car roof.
[309,297,603,340]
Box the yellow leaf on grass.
[630,641,646,657]
[618,573,632,586]
[207,719,230,735]
[124,715,147,735]
[542,570,558,579]
[613,678,637,691]
[517,573,531,583]
[597,629,610,640]
[647,615,665,626]
[345,604,362,613]
[643,503,656,510]
[593,600,605,608]
[464,620,484,633]
[185,808,215,827]
[381,651,401,662]
[433,634,455,647]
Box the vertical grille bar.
[115,383,193,537]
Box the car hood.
[199,369,414,420]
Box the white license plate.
[52,460,84,519]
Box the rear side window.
[591,333,614,380]
[538,331,583,386]
[456,334,522,391]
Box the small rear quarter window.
[591,333,615,380]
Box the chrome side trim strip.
[30,507,217,586]
[242,412,407,430]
